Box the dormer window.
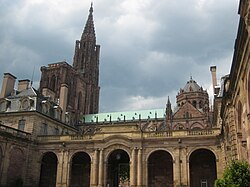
[41,101,50,114]
[54,106,62,120]
[19,97,34,111]
[22,99,29,110]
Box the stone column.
[91,149,99,187]
[130,148,137,187]
[137,148,142,187]
[98,149,104,187]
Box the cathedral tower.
[73,3,100,114]
[39,4,100,125]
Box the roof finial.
[89,2,93,13]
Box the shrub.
[215,160,250,187]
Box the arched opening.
[7,148,25,186]
[39,152,58,187]
[107,149,130,187]
[148,150,173,187]
[189,149,217,187]
[70,152,91,187]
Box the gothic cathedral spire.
[73,3,100,86]
[73,3,100,114]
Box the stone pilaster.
[137,148,142,186]
[181,148,188,186]
[98,149,104,187]
[56,149,69,187]
[0,143,10,186]
[91,149,99,187]
[130,148,137,187]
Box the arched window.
[238,101,243,130]
[77,92,82,111]
[199,100,203,108]
[50,75,56,91]
[192,100,197,108]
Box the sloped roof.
[8,87,39,99]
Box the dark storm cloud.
[0,0,239,112]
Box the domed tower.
[170,77,211,130]
[176,77,209,113]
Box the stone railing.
[187,129,220,136]
[144,131,173,138]
[37,128,220,142]
[37,135,61,141]
[0,123,31,140]
[144,128,220,138]
[37,134,93,142]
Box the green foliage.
[215,160,250,187]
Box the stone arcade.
[0,1,250,187]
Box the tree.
[215,160,250,187]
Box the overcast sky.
[0,0,239,112]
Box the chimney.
[0,73,16,98]
[59,84,68,122]
[210,66,219,95]
[18,79,30,92]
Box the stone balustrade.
[0,123,31,140]
[37,128,221,142]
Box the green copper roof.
[82,109,165,123]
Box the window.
[77,92,82,111]
[54,127,59,135]
[18,120,25,131]
[238,101,243,130]
[192,100,197,108]
[41,123,48,135]
[50,75,56,91]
